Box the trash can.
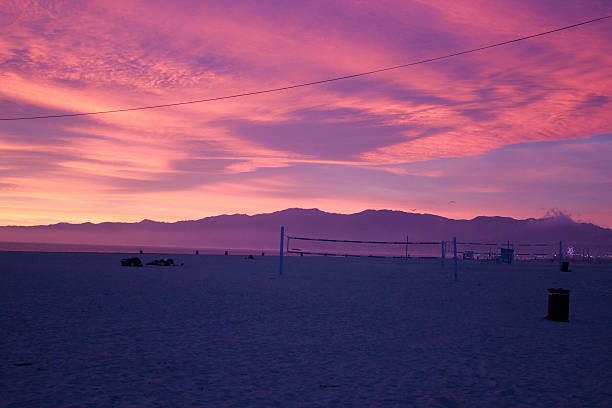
[546,288,570,322]
[561,261,570,272]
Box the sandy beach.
[1,251,611,407]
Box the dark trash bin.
[546,288,570,322]
[561,261,570,272]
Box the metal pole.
[549,243,553,261]
[559,240,563,272]
[441,240,445,269]
[453,237,458,281]
[279,226,284,275]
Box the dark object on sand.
[147,258,174,266]
[500,247,514,264]
[561,261,571,272]
[546,288,570,322]
[261,251,265,256]
[225,251,229,256]
[195,250,199,255]
[139,249,143,254]
[15,362,33,367]
[247,254,255,260]
[121,257,143,267]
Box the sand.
[1,251,611,407]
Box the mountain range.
[1,209,611,254]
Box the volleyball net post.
[453,237,458,281]
[279,226,284,276]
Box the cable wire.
[1,14,610,121]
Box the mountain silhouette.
[1,208,611,253]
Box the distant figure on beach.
[225,251,228,256]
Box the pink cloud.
[1,1,611,226]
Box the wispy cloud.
[1,0,611,226]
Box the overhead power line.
[1,14,610,121]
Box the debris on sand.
[146,258,175,266]
[121,257,143,267]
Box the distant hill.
[1,208,611,254]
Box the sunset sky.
[1,1,611,227]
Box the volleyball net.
[283,234,554,261]
[278,227,563,276]
[279,228,555,262]
[285,235,444,259]
[454,241,554,261]
[280,227,563,280]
